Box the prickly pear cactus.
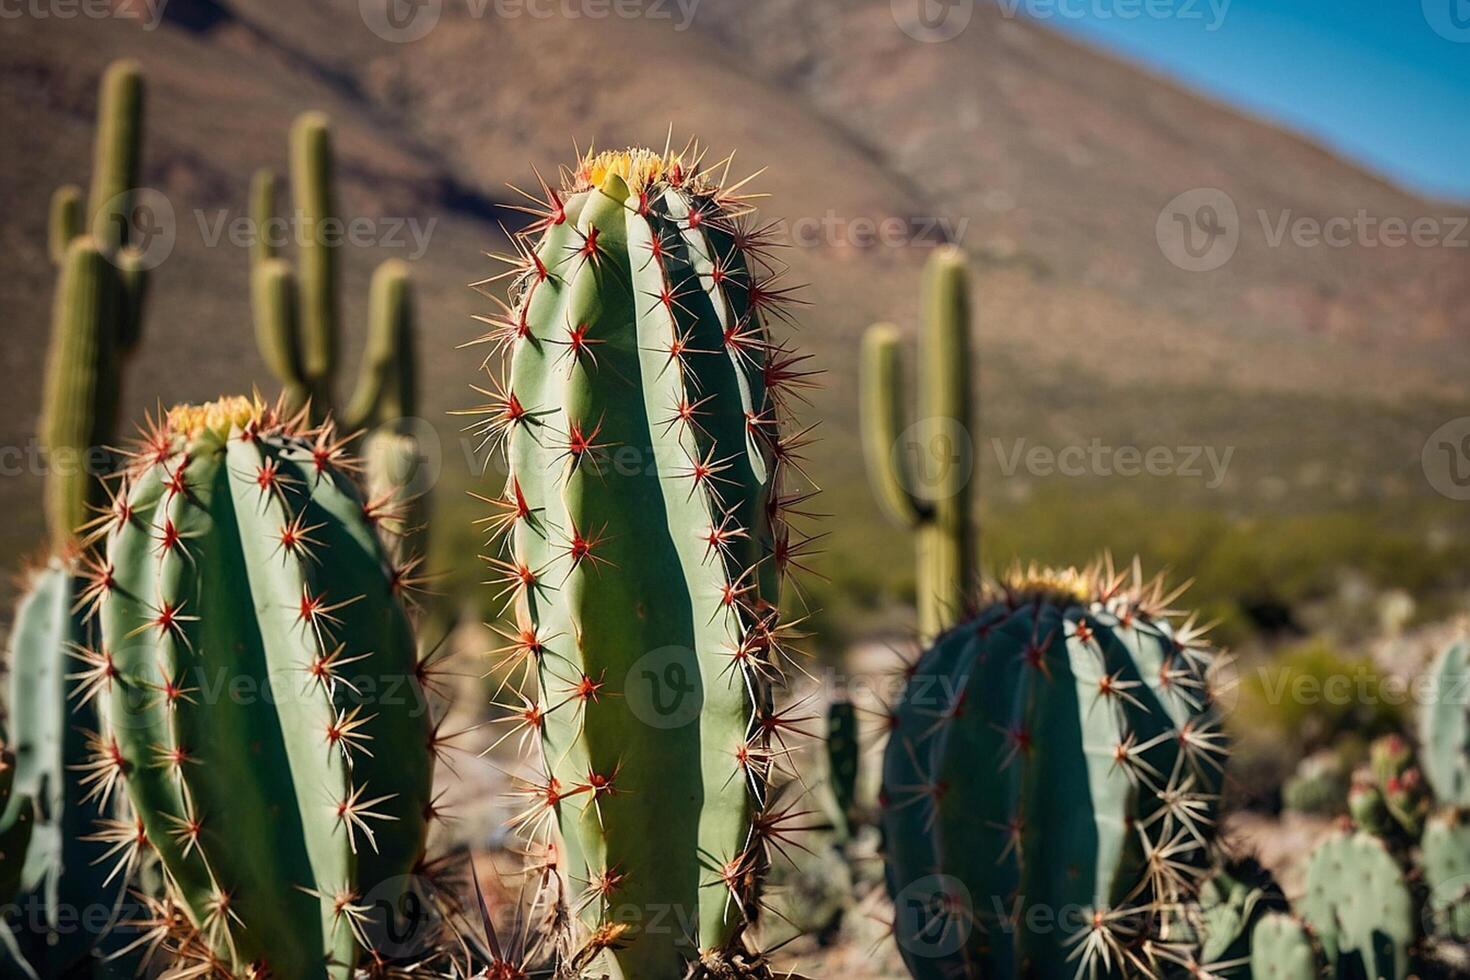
[1299,830,1415,979]
[1422,634,1470,807]
[470,146,816,979]
[93,397,437,979]
[879,562,1228,979]
[1249,912,1322,980]
[1194,857,1288,975]
[1420,808,1470,942]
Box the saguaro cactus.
[248,113,417,435]
[879,561,1228,979]
[470,146,816,979]
[92,396,437,979]
[861,246,975,640]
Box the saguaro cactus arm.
[342,258,415,432]
[87,59,144,255]
[861,324,930,527]
[290,111,339,388]
[48,186,83,265]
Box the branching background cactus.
[467,144,818,979]
[880,560,1228,979]
[1,58,150,977]
[248,113,417,435]
[90,396,441,979]
[861,247,975,641]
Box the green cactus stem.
[48,186,83,266]
[0,558,118,975]
[825,698,859,840]
[860,246,975,640]
[39,238,120,550]
[85,60,144,256]
[248,113,417,434]
[470,146,817,979]
[1419,808,1470,941]
[1249,912,1322,980]
[879,561,1228,979]
[94,396,439,979]
[1299,830,1415,979]
[1422,633,1470,806]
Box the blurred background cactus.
[1,58,149,978]
[861,247,975,641]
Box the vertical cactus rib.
[343,259,415,431]
[860,246,975,640]
[290,111,339,391]
[39,238,119,549]
[473,146,814,980]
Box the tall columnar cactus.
[470,146,816,979]
[861,247,975,640]
[1299,830,1415,979]
[248,113,417,436]
[2,61,150,965]
[879,562,1228,979]
[825,698,860,840]
[90,396,438,979]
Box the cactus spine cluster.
[861,247,975,640]
[248,113,417,435]
[89,396,438,978]
[471,145,816,979]
[880,561,1227,979]
[1,58,150,976]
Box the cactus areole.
[880,562,1229,980]
[93,396,437,979]
[468,146,818,979]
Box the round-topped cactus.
[879,561,1229,979]
[88,396,439,979]
[468,145,817,979]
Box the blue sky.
[1018,0,1470,201]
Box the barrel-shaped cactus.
[880,561,1228,979]
[471,146,815,979]
[861,247,975,641]
[1299,830,1415,979]
[93,396,437,979]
